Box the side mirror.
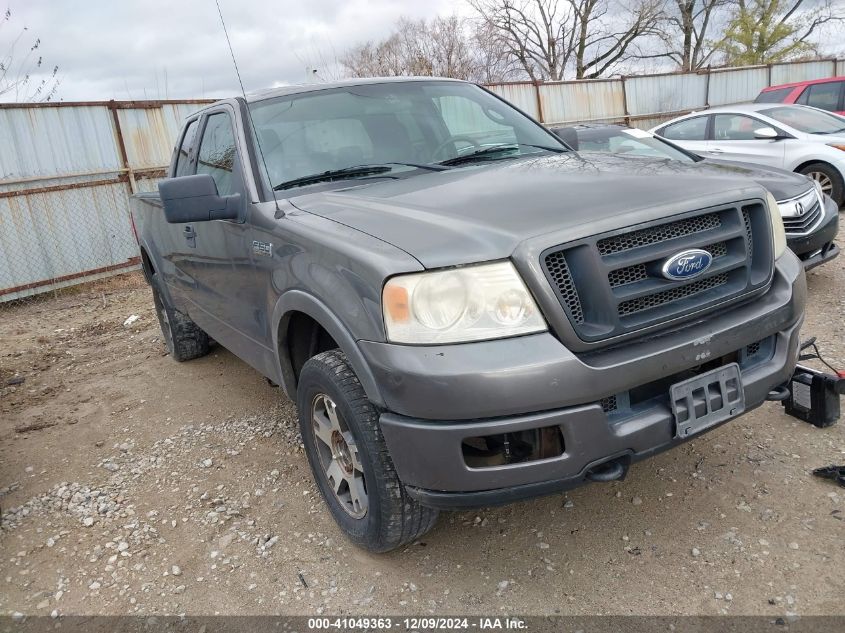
[159,174,241,224]
[753,126,779,140]
[550,127,579,151]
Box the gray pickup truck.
[131,77,806,552]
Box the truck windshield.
[248,81,567,190]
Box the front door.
[177,107,260,359]
[708,114,786,168]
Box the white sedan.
[650,103,845,205]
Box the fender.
[271,289,385,408]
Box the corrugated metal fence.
[1,58,843,301]
[0,99,212,301]
[487,58,844,129]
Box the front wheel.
[798,162,844,206]
[297,350,438,552]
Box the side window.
[661,116,708,141]
[713,114,763,140]
[196,113,238,196]
[174,119,199,177]
[803,82,842,112]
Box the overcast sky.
[3,0,843,103]
[1,0,469,102]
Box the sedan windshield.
[761,106,845,134]
[248,81,567,190]
[575,127,696,162]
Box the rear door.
[656,115,711,155]
[151,117,201,305]
[708,113,786,168]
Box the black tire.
[797,162,844,206]
[151,278,210,362]
[297,350,439,552]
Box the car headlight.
[765,191,787,260]
[382,261,547,344]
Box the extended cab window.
[174,119,199,177]
[196,113,238,196]
[661,116,708,140]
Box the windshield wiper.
[273,162,447,191]
[437,143,566,167]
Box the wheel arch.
[272,290,385,407]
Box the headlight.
[382,261,547,344]
[765,191,787,260]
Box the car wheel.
[798,162,844,206]
[297,349,439,552]
[151,279,210,362]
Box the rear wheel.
[151,280,210,362]
[297,350,438,552]
[798,162,844,206]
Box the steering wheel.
[432,135,482,162]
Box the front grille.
[544,251,584,324]
[617,273,729,317]
[541,201,774,343]
[597,213,721,256]
[782,201,823,235]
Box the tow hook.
[586,458,628,483]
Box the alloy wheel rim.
[311,393,368,518]
[808,171,833,195]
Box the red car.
[755,77,845,115]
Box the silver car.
[651,103,845,205]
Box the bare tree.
[0,8,59,102]
[653,0,730,70]
[342,16,487,81]
[716,0,844,65]
[469,0,663,80]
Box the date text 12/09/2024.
[307,617,528,630]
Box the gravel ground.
[1,246,844,618]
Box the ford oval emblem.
[661,249,713,281]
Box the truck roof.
[244,76,465,103]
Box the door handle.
[709,148,725,154]
[183,225,197,248]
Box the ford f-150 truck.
[131,77,807,552]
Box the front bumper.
[366,254,806,508]
[786,195,839,270]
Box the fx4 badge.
[252,241,272,257]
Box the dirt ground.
[1,245,844,619]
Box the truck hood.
[289,152,767,269]
[696,157,811,201]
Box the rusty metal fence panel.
[0,99,212,303]
[539,80,625,125]
[708,66,770,105]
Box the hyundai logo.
[661,249,713,281]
